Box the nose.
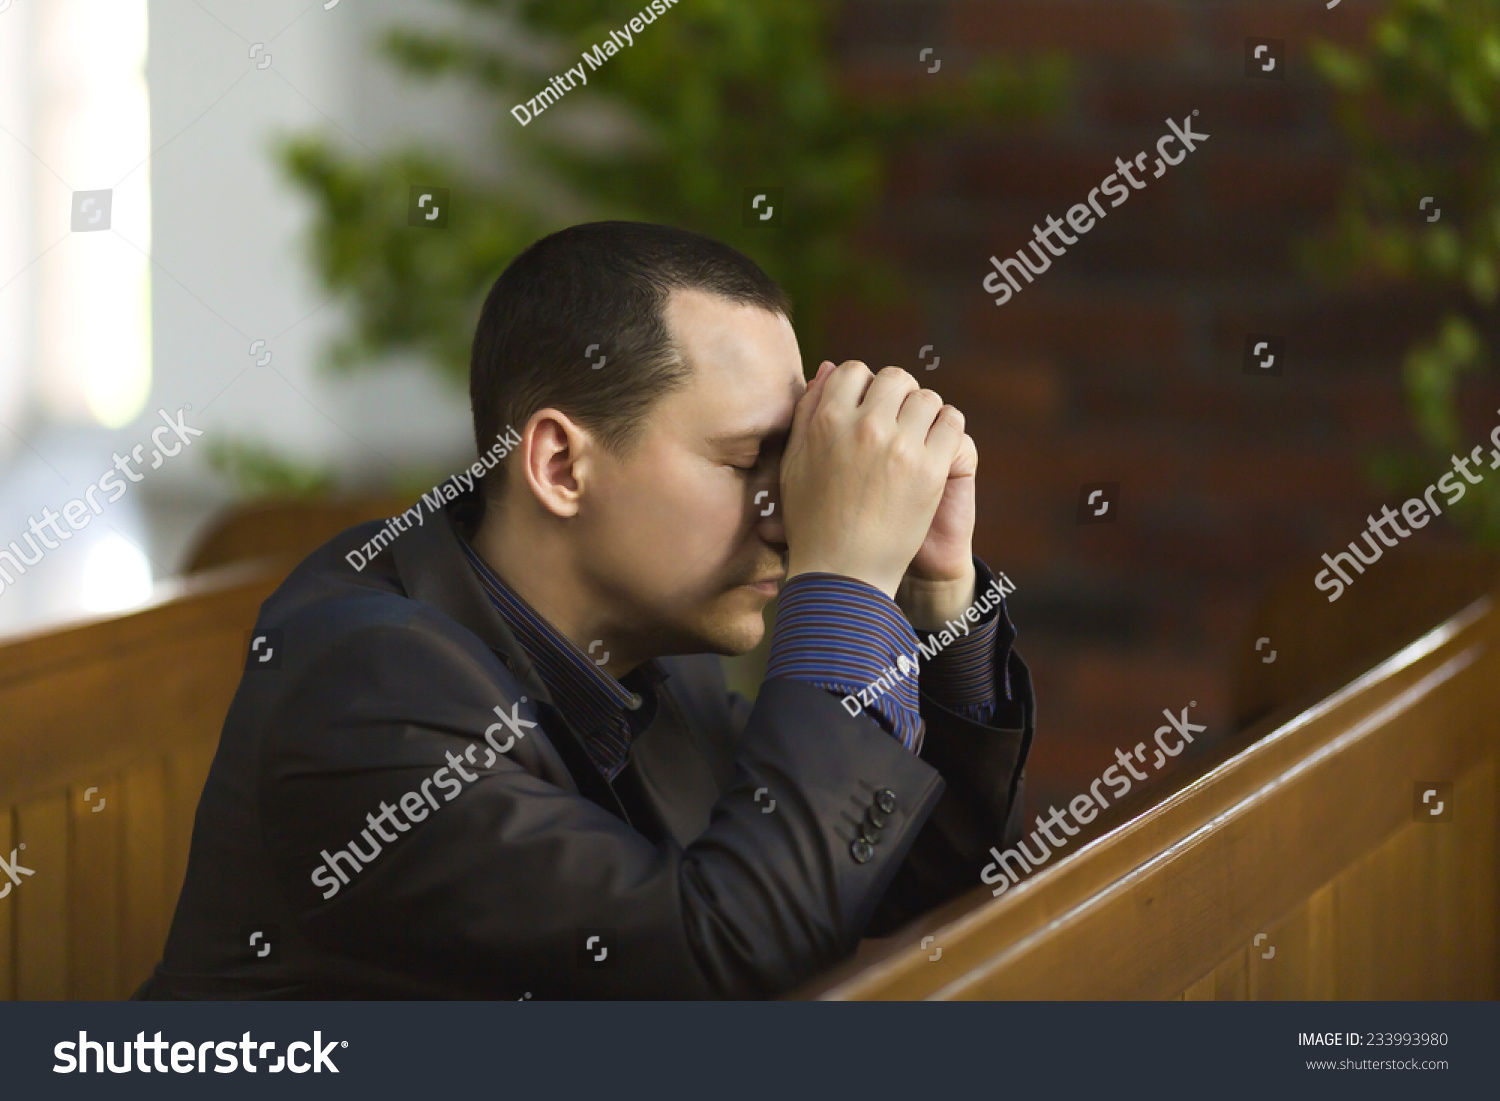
[752,480,785,548]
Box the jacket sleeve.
[722,636,1037,938]
[258,608,948,999]
[861,645,1036,935]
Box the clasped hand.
[781,360,977,629]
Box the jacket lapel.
[388,498,629,821]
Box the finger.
[795,360,835,427]
[859,366,919,426]
[788,360,845,456]
[818,360,876,418]
[895,387,945,443]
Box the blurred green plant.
[211,0,1067,496]
[1309,0,1500,543]
[204,435,458,501]
[204,436,338,497]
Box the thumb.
[949,432,977,479]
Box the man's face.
[578,288,804,658]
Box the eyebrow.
[707,427,789,449]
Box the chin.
[690,602,769,656]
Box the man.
[138,222,1034,999]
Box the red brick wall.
[826,0,1495,816]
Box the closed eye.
[724,442,781,475]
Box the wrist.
[786,556,901,600]
[897,563,977,632]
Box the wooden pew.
[804,582,1500,999]
[0,495,401,1000]
[182,494,410,575]
[0,563,282,1000]
[3,495,1496,1000]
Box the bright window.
[32,0,153,428]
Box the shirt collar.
[456,536,651,779]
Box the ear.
[517,408,594,518]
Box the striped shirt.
[460,537,1009,780]
[459,538,649,782]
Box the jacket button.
[859,819,883,845]
[850,838,876,864]
[874,789,897,815]
[866,805,889,830]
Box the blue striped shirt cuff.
[764,573,926,752]
[765,561,1013,749]
[919,610,1002,725]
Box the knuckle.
[887,437,917,468]
[853,415,886,447]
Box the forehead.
[660,287,804,437]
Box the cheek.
[599,464,745,574]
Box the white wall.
[0,0,38,462]
[145,0,496,491]
[0,0,503,636]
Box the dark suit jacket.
[138,498,1034,999]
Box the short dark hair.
[469,221,792,491]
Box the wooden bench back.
[806,587,1500,999]
[0,565,280,999]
